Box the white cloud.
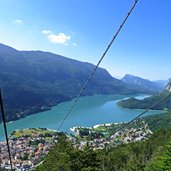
[48,33,71,44]
[41,30,52,34]
[73,43,77,46]
[41,29,71,45]
[14,19,23,24]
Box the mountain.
[118,81,171,110]
[0,43,146,122]
[121,74,163,92]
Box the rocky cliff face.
[165,80,171,92]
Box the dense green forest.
[34,112,171,171]
[144,112,171,131]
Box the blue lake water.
[0,94,162,141]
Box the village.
[0,120,153,170]
[71,120,153,150]
[0,128,59,170]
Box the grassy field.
[10,128,57,138]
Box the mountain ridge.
[0,43,165,122]
[0,43,147,123]
[121,74,163,92]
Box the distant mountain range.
[0,43,167,122]
[154,80,168,88]
[118,80,171,110]
[121,74,164,92]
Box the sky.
[0,0,170,81]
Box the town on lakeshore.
[0,120,152,170]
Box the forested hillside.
[0,43,152,122]
[0,44,126,122]
[118,90,171,110]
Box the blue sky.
[0,0,170,80]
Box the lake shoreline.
[0,94,162,141]
[1,94,145,124]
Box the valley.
[0,43,160,123]
[0,44,170,171]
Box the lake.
[0,94,162,141]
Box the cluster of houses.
[72,121,153,150]
[110,125,153,144]
[0,121,152,170]
[0,129,58,170]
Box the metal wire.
[69,92,171,166]
[0,89,13,170]
[57,0,139,132]
[111,92,171,135]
